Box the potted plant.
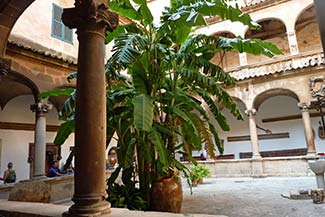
[104,0,282,213]
[40,0,282,212]
[190,165,210,186]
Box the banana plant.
[41,0,282,206]
[105,0,282,199]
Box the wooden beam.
[227,132,290,142]
[262,113,321,123]
[0,121,59,132]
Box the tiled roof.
[8,34,77,65]
[229,51,325,80]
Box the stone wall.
[185,156,312,178]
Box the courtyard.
[182,177,325,217]
[1,0,325,216]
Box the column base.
[306,152,318,160]
[252,154,262,160]
[32,175,47,180]
[63,199,111,217]
[251,158,264,178]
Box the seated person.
[0,162,16,184]
[66,164,74,175]
[48,160,65,177]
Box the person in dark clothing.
[48,160,64,177]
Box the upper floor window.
[51,4,73,44]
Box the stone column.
[239,52,248,66]
[299,103,316,156]
[287,30,299,55]
[245,109,261,159]
[30,101,52,178]
[62,2,118,217]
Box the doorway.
[28,143,61,178]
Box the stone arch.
[47,85,75,111]
[293,2,314,27]
[252,88,300,111]
[243,17,288,36]
[0,0,34,57]
[0,69,40,109]
[210,31,239,69]
[295,4,321,53]
[245,18,289,64]
[231,96,247,110]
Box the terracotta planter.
[150,177,183,213]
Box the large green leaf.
[217,36,283,57]
[38,88,74,99]
[109,0,141,21]
[138,4,153,26]
[148,128,168,167]
[132,94,153,131]
[110,33,149,65]
[54,120,75,146]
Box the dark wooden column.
[62,1,118,216]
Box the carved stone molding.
[298,102,311,112]
[0,57,11,78]
[62,0,118,36]
[230,51,325,81]
[30,101,53,115]
[245,109,257,117]
[309,75,325,99]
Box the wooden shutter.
[64,25,73,43]
[52,4,63,39]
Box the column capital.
[0,57,11,79]
[31,101,53,115]
[245,109,257,117]
[62,1,118,36]
[298,102,311,111]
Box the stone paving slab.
[0,200,226,217]
[182,177,325,217]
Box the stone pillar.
[62,2,118,217]
[245,109,261,159]
[299,103,316,156]
[287,30,299,55]
[239,52,248,66]
[30,101,52,178]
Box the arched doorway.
[246,19,289,64]
[251,88,311,157]
[0,0,35,57]
[210,31,240,70]
[295,5,322,53]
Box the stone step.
[0,200,227,217]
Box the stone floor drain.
[234,181,245,183]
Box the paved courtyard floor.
[182,177,325,217]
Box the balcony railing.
[226,0,275,9]
[228,50,325,81]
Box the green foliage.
[38,88,74,99]
[105,0,281,201]
[189,165,210,182]
[41,0,283,209]
[107,167,148,211]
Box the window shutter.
[64,26,73,43]
[52,4,63,38]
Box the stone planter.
[150,177,183,213]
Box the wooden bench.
[239,148,307,159]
